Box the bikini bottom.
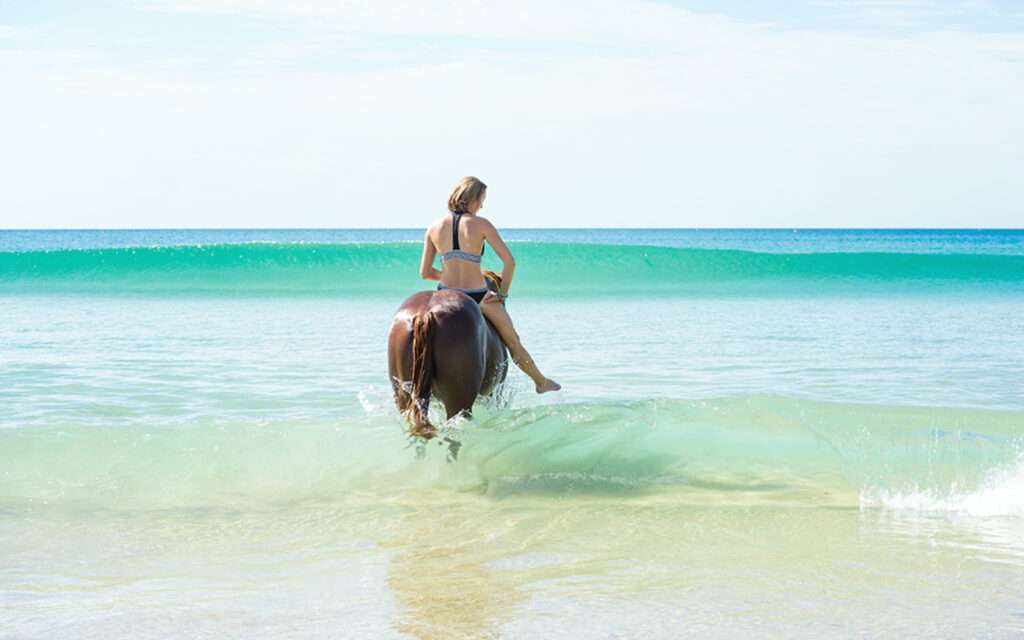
[437,284,488,304]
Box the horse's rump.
[388,290,504,439]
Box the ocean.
[2,228,1023,638]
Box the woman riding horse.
[388,176,560,438]
[422,176,560,394]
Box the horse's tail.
[407,310,437,439]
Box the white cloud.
[138,0,753,50]
[2,2,1022,227]
[812,0,1024,27]
[0,24,31,40]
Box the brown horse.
[387,285,508,440]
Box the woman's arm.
[419,229,442,282]
[481,219,515,293]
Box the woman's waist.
[439,269,486,290]
[438,276,487,291]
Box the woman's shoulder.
[467,215,496,232]
[427,214,450,232]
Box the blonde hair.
[447,176,487,213]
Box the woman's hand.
[483,290,506,305]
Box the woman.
[419,176,561,394]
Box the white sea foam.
[356,387,381,415]
[860,458,1024,518]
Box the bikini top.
[440,212,485,263]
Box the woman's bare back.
[430,213,489,290]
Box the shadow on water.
[382,502,527,639]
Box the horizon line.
[3,227,1024,232]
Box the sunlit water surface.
[3,230,1024,638]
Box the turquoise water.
[3,229,1024,638]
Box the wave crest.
[2,243,1022,296]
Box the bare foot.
[535,378,561,394]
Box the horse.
[387,277,508,440]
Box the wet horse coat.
[387,289,508,438]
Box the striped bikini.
[438,211,489,304]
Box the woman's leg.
[480,299,560,393]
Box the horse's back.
[388,290,494,422]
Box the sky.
[1,0,1022,228]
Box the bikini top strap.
[451,212,462,251]
[450,211,485,256]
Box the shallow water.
[2,229,1023,638]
